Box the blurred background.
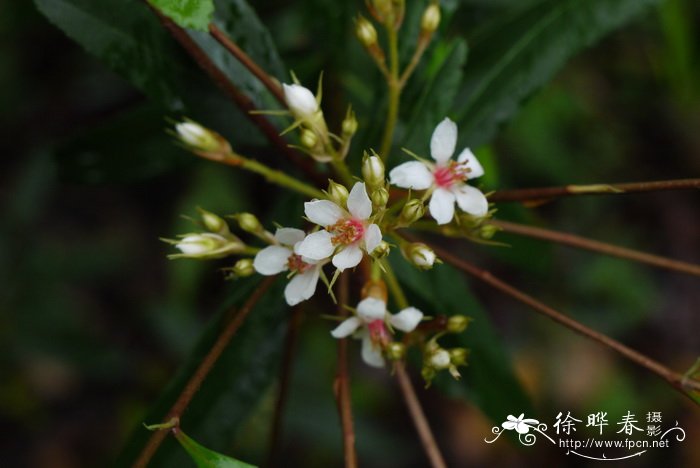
[1,0,699,466]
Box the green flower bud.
[300,128,319,149]
[362,153,385,188]
[402,242,437,270]
[480,223,499,240]
[421,3,440,33]
[355,16,378,47]
[175,121,230,155]
[232,258,255,277]
[371,240,391,259]
[341,109,358,138]
[327,180,349,206]
[235,213,263,234]
[198,208,228,235]
[421,365,436,384]
[449,348,469,367]
[446,315,471,334]
[399,199,425,225]
[371,187,389,208]
[386,342,406,361]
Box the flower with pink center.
[253,227,326,306]
[330,297,424,367]
[296,182,382,271]
[388,117,488,225]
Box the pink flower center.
[287,254,312,273]
[328,218,365,246]
[433,161,469,188]
[368,319,389,344]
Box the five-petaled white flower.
[330,297,424,367]
[297,182,382,271]
[253,227,324,306]
[502,414,539,434]
[389,117,488,225]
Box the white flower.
[282,83,319,120]
[253,227,325,306]
[297,182,382,271]
[389,117,488,225]
[330,297,424,367]
[502,414,540,434]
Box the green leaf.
[390,256,533,423]
[117,277,289,467]
[149,0,214,32]
[174,429,256,467]
[453,0,662,147]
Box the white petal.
[363,223,382,254]
[346,182,372,220]
[515,423,531,435]
[502,421,517,430]
[332,244,363,271]
[389,307,424,332]
[253,245,291,275]
[296,230,335,260]
[388,161,433,190]
[456,148,485,179]
[361,335,385,368]
[454,185,488,217]
[356,297,387,322]
[430,118,458,163]
[304,200,345,226]
[428,187,456,225]
[274,227,306,246]
[284,267,320,306]
[331,316,362,338]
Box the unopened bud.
[429,348,451,370]
[232,258,255,277]
[175,121,229,154]
[421,366,436,384]
[198,208,228,235]
[449,348,469,367]
[446,315,471,334]
[369,0,393,21]
[421,3,440,33]
[172,233,240,259]
[399,199,425,225]
[300,128,318,149]
[371,187,389,208]
[371,240,391,259]
[480,223,499,240]
[235,212,263,234]
[341,109,358,138]
[403,242,436,270]
[282,83,319,120]
[386,342,406,361]
[327,180,349,206]
[362,153,385,188]
[355,16,378,47]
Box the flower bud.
[386,342,406,361]
[403,242,436,270]
[421,366,436,384]
[197,208,228,235]
[449,348,469,367]
[232,258,255,277]
[446,315,471,334]
[173,233,238,259]
[300,128,319,149]
[398,199,425,226]
[479,223,499,240]
[371,187,389,208]
[369,0,393,21]
[341,109,358,138]
[371,240,391,259]
[235,212,263,234]
[362,153,385,188]
[327,180,349,206]
[282,83,319,120]
[175,121,229,154]
[421,3,440,34]
[429,348,451,370]
[355,16,378,47]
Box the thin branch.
[394,362,447,468]
[333,273,357,468]
[208,23,286,106]
[145,4,321,184]
[268,306,303,467]
[491,219,700,277]
[133,277,277,468]
[488,178,700,203]
[419,240,700,398]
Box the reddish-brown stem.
[419,240,700,397]
[145,4,320,183]
[267,306,303,467]
[491,219,700,277]
[394,362,447,468]
[488,178,700,203]
[208,23,286,106]
[333,274,358,468]
[133,277,276,468]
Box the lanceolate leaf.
[149,0,215,32]
[391,256,533,423]
[453,0,662,147]
[174,429,256,468]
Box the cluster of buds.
[421,314,472,386]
